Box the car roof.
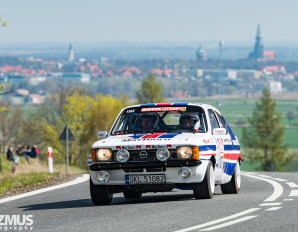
[123,103,221,114]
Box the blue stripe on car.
[158,133,181,138]
[224,145,241,151]
[172,103,188,106]
[140,104,155,107]
[223,162,236,176]
[199,145,217,151]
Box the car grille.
[113,149,177,162]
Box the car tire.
[90,178,113,205]
[193,160,215,199]
[221,160,241,194]
[123,190,142,199]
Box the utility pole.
[66,125,69,176]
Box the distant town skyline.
[1,0,298,45]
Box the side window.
[214,111,227,134]
[208,109,220,131]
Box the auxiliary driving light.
[96,171,110,183]
[178,167,191,179]
[116,149,130,163]
[156,148,170,161]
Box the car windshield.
[111,105,207,135]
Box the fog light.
[156,148,170,161]
[178,167,191,179]
[116,149,130,163]
[96,171,110,183]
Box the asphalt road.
[1,171,297,232]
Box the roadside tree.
[242,88,292,171]
[136,74,164,103]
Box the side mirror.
[213,128,226,136]
[97,131,107,139]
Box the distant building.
[263,51,276,61]
[68,43,74,62]
[196,45,206,61]
[249,24,264,60]
[262,65,286,75]
[269,81,282,93]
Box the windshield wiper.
[113,130,137,135]
[151,128,177,133]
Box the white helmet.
[179,112,199,129]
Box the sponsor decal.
[141,107,186,112]
[126,109,135,113]
[122,145,136,150]
[121,133,181,142]
[0,215,33,231]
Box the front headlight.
[96,148,112,161]
[177,146,193,159]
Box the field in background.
[172,97,298,171]
[180,98,298,148]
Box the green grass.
[0,172,58,194]
[177,98,298,148]
[0,155,86,195]
[231,126,298,149]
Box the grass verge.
[0,155,86,196]
[0,172,58,194]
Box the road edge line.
[241,172,283,202]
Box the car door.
[214,110,234,178]
[207,109,224,180]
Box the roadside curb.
[0,174,90,204]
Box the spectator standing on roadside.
[6,146,19,165]
[16,145,30,164]
[30,145,39,158]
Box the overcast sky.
[1,0,297,45]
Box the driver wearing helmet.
[137,113,159,130]
[179,112,201,131]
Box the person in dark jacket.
[6,146,19,165]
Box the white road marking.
[241,173,283,202]
[289,190,298,197]
[272,178,287,182]
[0,174,90,204]
[283,199,294,201]
[199,216,258,231]
[286,182,298,188]
[174,208,260,232]
[259,202,282,206]
[257,174,271,178]
[265,207,282,211]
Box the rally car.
[88,103,241,205]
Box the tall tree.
[136,74,164,103]
[242,88,291,171]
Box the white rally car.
[89,103,241,205]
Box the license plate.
[125,174,166,184]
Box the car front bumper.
[89,160,209,186]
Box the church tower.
[249,24,264,60]
[68,43,74,62]
[196,45,206,61]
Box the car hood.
[91,132,209,150]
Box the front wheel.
[221,160,241,194]
[90,178,113,205]
[193,160,215,199]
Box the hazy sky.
[1,0,297,45]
